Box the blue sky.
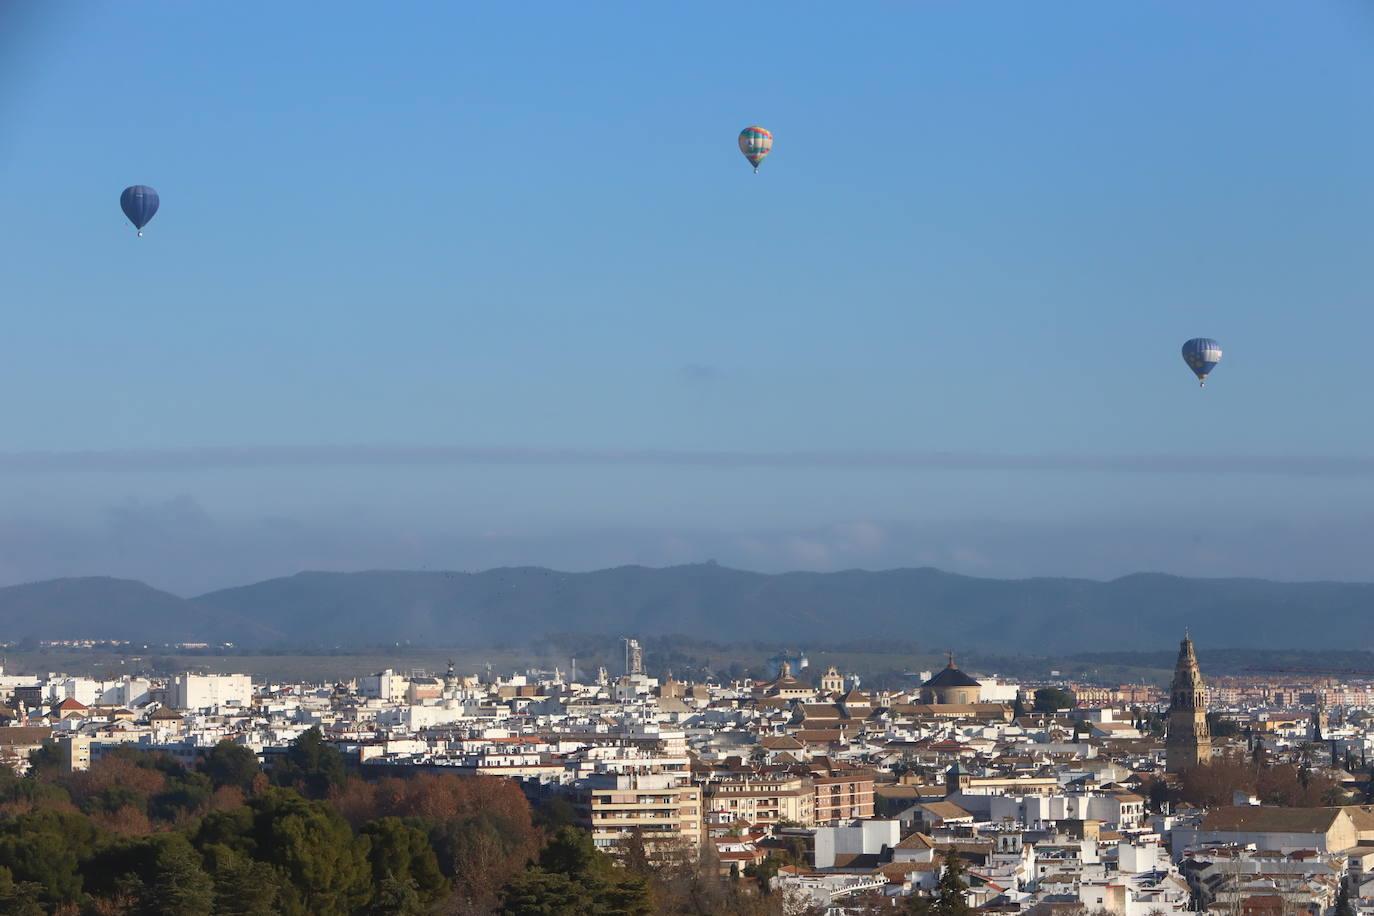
[2,2,1373,592]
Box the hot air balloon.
[120,185,159,237]
[738,126,772,173]
[1181,338,1222,387]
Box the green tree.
[0,807,105,907]
[359,817,447,910]
[1337,879,1354,916]
[500,827,652,916]
[1206,712,1240,738]
[0,865,44,916]
[0,765,69,808]
[194,804,256,855]
[244,787,371,916]
[26,741,63,776]
[930,849,971,916]
[83,783,148,817]
[143,834,215,916]
[1011,697,1026,719]
[150,770,214,822]
[270,727,348,799]
[368,872,425,916]
[500,869,596,915]
[533,795,579,831]
[1144,777,1172,814]
[204,846,280,916]
[200,740,262,793]
[1032,688,1073,713]
[905,891,934,914]
[742,856,780,895]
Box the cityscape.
[1,633,1373,912]
[4,2,1373,915]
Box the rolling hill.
[1,564,1369,653]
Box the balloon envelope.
[1181,337,1222,383]
[120,186,159,231]
[738,126,772,171]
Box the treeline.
[0,731,798,915]
[1140,750,1352,812]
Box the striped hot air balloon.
[1181,338,1223,387]
[738,126,772,173]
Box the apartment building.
[703,773,815,827]
[812,772,875,824]
[577,771,704,852]
[168,673,253,710]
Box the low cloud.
[3,498,1374,596]
[1,444,1374,477]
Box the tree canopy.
[1033,687,1074,712]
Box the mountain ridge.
[0,563,1367,652]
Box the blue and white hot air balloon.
[1181,338,1222,387]
[120,185,159,237]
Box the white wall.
[170,674,252,710]
[977,678,1020,702]
[96,678,152,708]
[357,670,407,702]
[812,820,901,868]
[49,677,102,706]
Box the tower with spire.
[1166,632,1212,773]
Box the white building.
[357,669,408,702]
[977,677,1020,703]
[974,792,1145,829]
[46,677,103,706]
[169,673,253,710]
[96,677,153,708]
[812,818,901,869]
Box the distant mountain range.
[0,564,1369,653]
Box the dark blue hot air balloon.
[120,185,159,237]
[1181,337,1222,387]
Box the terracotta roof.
[793,729,846,744]
[920,801,973,821]
[896,832,936,849]
[879,861,942,879]
[1343,806,1374,832]
[1200,806,1346,835]
[54,697,88,711]
[0,727,52,746]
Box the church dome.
[921,665,981,690]
[919,655,982,705]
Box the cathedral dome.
[920,655,982,705]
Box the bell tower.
[1166,633,1212,773]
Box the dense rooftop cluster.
[2,643,1374,913]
